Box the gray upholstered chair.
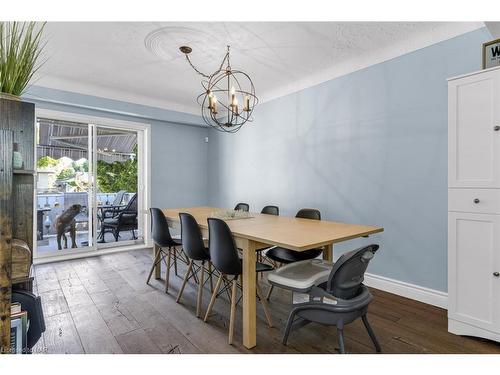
[267,244,381,354]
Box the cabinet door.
[449,71,500,188]
[448,212,500,332]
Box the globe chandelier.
[180,45,258,133]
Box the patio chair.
[98,193,137,242]
[100,190,127,219]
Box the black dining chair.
[265,208,323,300]
[257,205,280,264]
[261,205,279,216]
[234,202,249,212]
[147,208,186,292]
[176,212,215,318]
[204,217,273,345]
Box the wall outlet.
[205,137,209,143]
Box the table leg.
[242,239,257,349]
[154,244,161,279]
[323,243,334,262]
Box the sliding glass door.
[34,114,146,259]
[95,125,143,248]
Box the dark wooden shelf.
[13,169,35,175]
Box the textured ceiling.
[34,22,484,115]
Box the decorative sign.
[483,38,500,69]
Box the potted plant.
[0,22,46,101]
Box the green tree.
[37,156,58,169]
[96,149,137,193]
[56,167,75,181]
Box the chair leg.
[204,274,224,322]
[208,262,214,293]
[173,247,178,276]
[266,285,274,301]
[362,314,382,353]
[228,278,238,345]
[337,325,346,354]
[196,262,205,318]
[282,309,297,345]
[146,248,162,284]
[176,260,193,303]
[256,282,273,327]
[165,248,172,293]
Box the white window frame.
[33,108,152,264]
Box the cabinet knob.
[473,198,480,204]
[494,272,500,277]
[495,126,500,131]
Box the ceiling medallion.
[180,45,257,133]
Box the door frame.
[33,108,151,262]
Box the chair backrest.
[261,205,279,215]
[124,193,137,213]
[180,212,208,261]
[207,218,242,276]
[326,244,379,299]
[234,202,249,212]
[150,207,175,247]
[296,208,321,220]
[113,190,126,206]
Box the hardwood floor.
[32,249,500,354]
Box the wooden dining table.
[160,206,383,349]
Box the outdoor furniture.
[36,207,51,240]
[98,193,137,243]
[99,190,127,219]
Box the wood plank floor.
[31,248,500,354]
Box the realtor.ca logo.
[492,45,500,59]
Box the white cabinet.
[448,67,500,342]
[448,69,500,188]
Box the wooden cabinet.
[0,98,35,353]
[448,67,500,342]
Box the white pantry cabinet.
[448,66,500,342]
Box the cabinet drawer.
[449,189,500,214]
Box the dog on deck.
[56,204,84,250]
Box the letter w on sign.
[492,45,500,58]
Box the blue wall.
[207,28,492,292]
[24,86,209,209]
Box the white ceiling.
[34,22,484,115]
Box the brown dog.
[56,204,82,250]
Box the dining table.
[159,206,384,349]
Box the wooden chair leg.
[208,262,214,293]
[173,247,178,276]
[256,282,273,327]
[204,274,224,322]
[146,249,161,284]
[196,262,205,318]
[228,278,238,345]
[176,260,193,303]
[165,248,172,293]
[266,285,274,301]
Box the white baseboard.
[364,272,448,309]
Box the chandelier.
[180,45,258,133]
